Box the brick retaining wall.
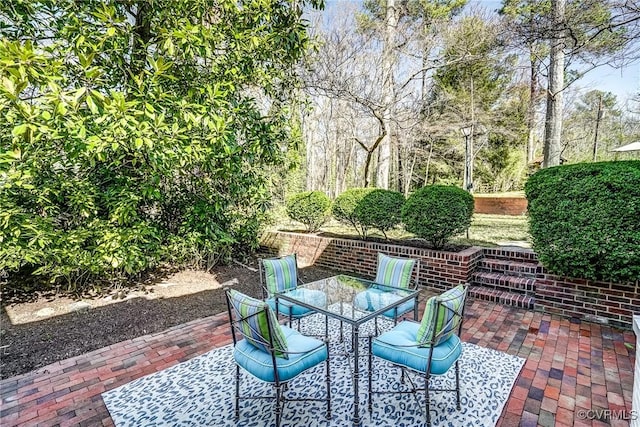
[535,275,639,328]
[260,231,640,328]
[260,231,482,292]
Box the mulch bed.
[0,262,338,380]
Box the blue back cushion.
[228,289,289,359]
[263,254,298,295]
[416,285,466,347]
[375,253,416,289]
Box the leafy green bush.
[0,1,321,291]
[402,186,474,249]
[525,161,640,282]
[354,189,405,239]
[286,191,331,232]
[332,188,375,238]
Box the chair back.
[260,254,299,297]
[417,284,468,347]
[225,288,289,359]
[375,253,420,289]
[433,286,467,343]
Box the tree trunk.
[543,0,566,168]
[132,3,152,75]
[377,0,398,189]
[527,48,538,164]
[592,92,603,162]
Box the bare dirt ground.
[0,259,338,380]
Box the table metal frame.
[276,275,420,426]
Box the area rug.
[102,313,525,426]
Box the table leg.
[353,324,361,426]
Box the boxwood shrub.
[354,189,405,239]
[402,185,474,249]
[285,191,331,232]
[525,160,640,282]
[332,188,375,238]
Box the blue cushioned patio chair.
[354,253,420,333]
[225,288,331,427]
[260,254,327,329]
[367,284,469,426]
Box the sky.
[322,0,640,104]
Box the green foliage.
[0,0,322,290]
[525,161,640,282]
[476,133,527,192]
[433,15,512,112]
[285,191,331,232]
[358,0,466,31]
[402,185,474,249]
[332,188,375,238]
[563,90,623,163]
[354,189,405,239]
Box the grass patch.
[270,213,531,248]
[457,214,531,247]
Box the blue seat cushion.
[266,289,326,318]
[353,288,415,318]
[234,326,328,383]
[372,321,462,375]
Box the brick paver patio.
[0,297,636,427]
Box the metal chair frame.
[372,254,422,334]
[259,253,307,328]
[258,253,328,331]
[225,288,331,427]
[367,284,469,426]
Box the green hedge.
[286,191,331,232]
[332,188,375,238]
[355,189,405,239]
[525,161,640,282]
[402,185,474,249]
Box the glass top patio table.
[276,274,419,326]
[276,274,419,426]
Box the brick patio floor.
[0,297,636,427]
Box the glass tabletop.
[276,274,419,325]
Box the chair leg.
[455,359,461,410]
[367,337,373,413]
[275,385,283,427]
[325,341,332,419]
[425,373,431,426]
[234,365,240,419]
[325,315,329,340]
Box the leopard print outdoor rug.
[103,313,525,426]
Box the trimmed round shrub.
[525,161,640,282]
[402,185,474,249]
[354,189,405,239]
[285,191,331,232]
[332,188,375,237]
